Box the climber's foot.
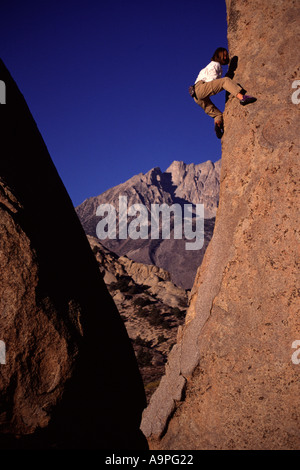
[240,95,257,106]
[214,121,224,139]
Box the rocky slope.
[0,59,147,449]
[141,0,300,450]
[87,236,188,402]
[76,160,220,289]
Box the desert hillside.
[87,235,189,402]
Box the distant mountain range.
[76,160,221,289]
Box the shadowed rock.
[0,59,147,449]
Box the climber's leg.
[193,94,223,122]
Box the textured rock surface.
[0,59,147,449]
[141,0,300,450]
[76,160,220,289]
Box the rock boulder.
[0,59,147,449]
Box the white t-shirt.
[195,61,222,84]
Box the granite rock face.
[0,59,147,449]
[141,0,300,449]
[76,160,220,289]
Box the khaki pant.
[194,77,242,123]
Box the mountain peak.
[144,166,163,185]
[162,159,221,209]
[165,160,186,172]
[76,158,221,289]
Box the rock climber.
[190,47,256,139]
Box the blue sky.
[1,0,228,207]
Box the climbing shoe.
[214,121,224,139]
[240,95,257,106]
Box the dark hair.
[211,47,228,63]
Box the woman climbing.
[191,47,256,139]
